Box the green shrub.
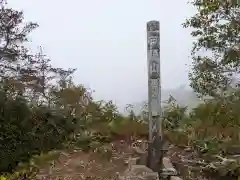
[164,93,240,179]
[0,91,77,173]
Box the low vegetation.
[0,1,146,179]
[0,0,239,180]
[163,0,240,179]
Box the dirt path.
[37,141,139,180]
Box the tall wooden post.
[146,20,163,175]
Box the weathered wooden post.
[146,20,163,176]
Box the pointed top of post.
[147,21,159,32]
[147,20,159,24]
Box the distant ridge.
[128,88,201,115]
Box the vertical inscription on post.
[147,20,162,172]
[147,20,161,138]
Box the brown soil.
[37,140,139,180]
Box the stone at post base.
[119,165,159,180]
[137,152,148,165]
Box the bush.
[164,93,240,179]
[1,150,61,180]
[109,117,148,138]
[0,91,77,173]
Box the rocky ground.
[36,140,142,180]
[36,139,196,180]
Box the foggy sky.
[7,0,196,107]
